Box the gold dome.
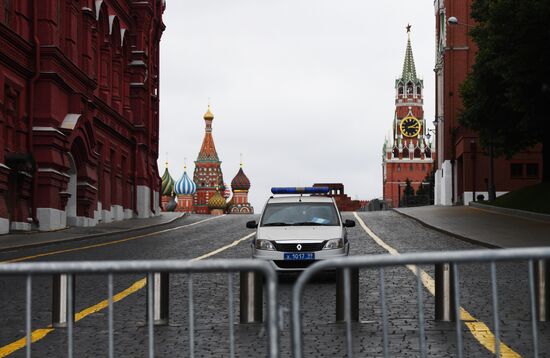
[208,190,226,210]
[204,105,214,120]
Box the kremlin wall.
[160,106,254,215]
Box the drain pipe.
[29,0,41,227]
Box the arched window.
[417,87,422,95]
[414,148,421,158]
[398,86,404,95]
[407,82,414,95]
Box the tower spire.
[402,24,418,82]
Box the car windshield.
[260,202,340,227]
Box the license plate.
[284,252,315,260]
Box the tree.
[460,0,550,183]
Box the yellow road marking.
[2,215,225,264]
[353,212,521,358]
[0,221,254,357]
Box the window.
[398,86,403,95]
[526,164,539,178]
[417,87,421,95]
[510,164,523,178]
[260,203,340,227]
[3,0,12,27]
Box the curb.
[469,202,550,223]
[392,208,501,249]
[0,213,187,253]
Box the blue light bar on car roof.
[271,187,330,194]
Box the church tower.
[382,26,435,208]
[193,106,225,214]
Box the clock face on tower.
[400,116,421,137]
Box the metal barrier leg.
[52,274,75,328]
[435,263,456,322]
[147,272,169,325]
[240,271,263,323]
[336,268,359,323]
[534,260,550,322]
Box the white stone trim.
[435,160,453,206]
[60,113,82,130]
[32,127,66,136]
[0,218,9,234]
[112,205,124,221]
[77,181,98,191]
[136,185,152,218]
[37,208,67,231]
[10,222,31,231]
[124,208,134,219]
[67,216,97,227]
[101,209,113,223]
[37,168,71,178]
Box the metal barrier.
[0,259,279,358]
[291,247,550,358]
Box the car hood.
[257,226,343,241]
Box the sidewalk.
[394,205,550,248]
[0,212,185,252]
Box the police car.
[246,187,355,271]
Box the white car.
[247,187,355,271]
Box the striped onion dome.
[208,190,226,210]
[174,169,197,195]
[223,183,231,199]
[231,167,251,191]
[161,166,174,196]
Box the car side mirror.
[344,219,356,228]
[246,220,258,229]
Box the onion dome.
[231,166,251,191]
[223,183,231,199]
[208,190,226,210]
[174,168,197,195]
[204,105,214,120]
[161,164,174,196]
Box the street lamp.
[447,16,474,28]
[425,129,435,140]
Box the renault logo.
[296,244,302,251]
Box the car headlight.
[255,239,275,251]
[323,238,344,250]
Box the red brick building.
[313,183,364,212]
[0,0,165,233]
[433,0,542,205]
[382,28,435,208]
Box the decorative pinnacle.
[184,157,187,171]
[240,153,243,167]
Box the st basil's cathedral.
[160,106,254,215]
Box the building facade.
[433,0,542,205]
[382,29,435,208]
[0,0,165,233]
[312,183,364,211]
[193,106,225,214]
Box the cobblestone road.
[0,212,547,357]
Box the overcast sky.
[158,0,436,210]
